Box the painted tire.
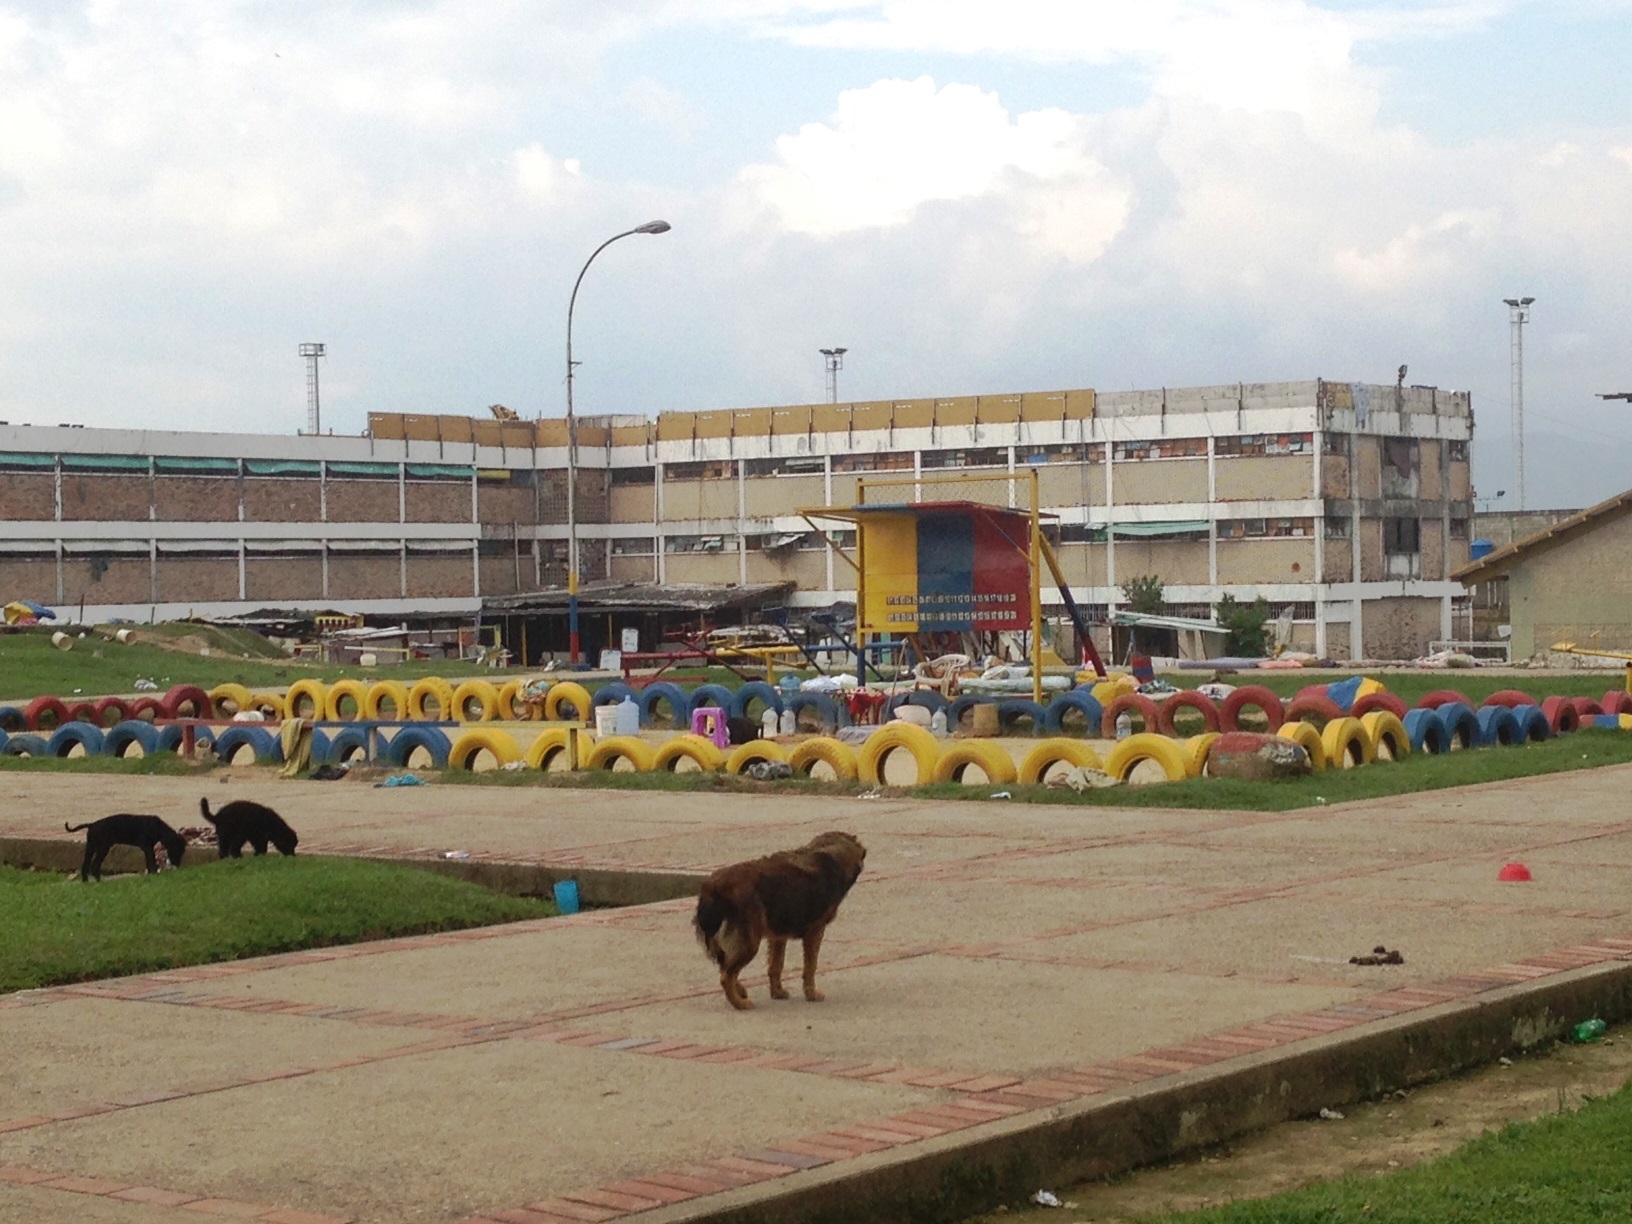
[1099,693,1160,738]
[583,735,656,772]
[1360,711,1410,760]
[495,680,525,721]
[723,740,790,776]
[1103,733,1189,783]
[1416,689,1474,711]
[451,680,503,723]
[162,684,214,719]
[688,684,734,718]
[1474,705,1522,748]
[1320,716,1372,769]
[91,696,131,728]
[126,696,168,723]
[1510,705,1551,743]
[525,729,575,771]
[65,702,98,725]
[1601,691,1632,717]
[1570,697,1605,719]
[0,706,24,733]
[1042,690,1103,737]
[447,728,522,771]
[639,683,692,729]
[1276,720,1327,770]
[209,684,254,717]
[2,733,49,757]
[1219,686,1285,733]
[1157,691,1221,736]
[247,692,286,721]
[946,695,996,731]
[323,726,371,764]
[380,725,451,769]
[1350,692,1408,721]
[653,734,726,773]
[543,682,593,723]
[407,677,455,722]
[726,681,783,720]
[996,699,1048,737]
[786,692,845,733]
[1016,738,1102,784]
[933,740,1019,785]
[103,720,161,758]
[1402,708,1449,754]
[157,724,216,757]
[212,725,283,766]
[364,681,410,720]
[1436,702,1479,749]
[788,737,859,781]
[23,696,69,732]
[1483,689,1539,710]
[1283,694,1344,728]
[283,680,328,721]
[1181,733,1219,778]
[325,679,371,722]
[590,682,639,710]
[46,721,105,758]
[884,690,951,719]
[1540,696,1581,735]
[858,723,940,786]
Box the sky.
[1,0,1629,510]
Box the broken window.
[1383,516,1420,554]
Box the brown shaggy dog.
[693,831,866,1010]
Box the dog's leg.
[801,927,827,1001]
[79,840,95,883]
[142,843,159,874]
[766,937,791,999]
[715,924,760,1010]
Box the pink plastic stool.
[691,705,728,749]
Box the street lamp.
[563,220,670,662]
[1503,296,1534,511]
[819,347,847,403]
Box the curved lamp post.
[564,220,670,662]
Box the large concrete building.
[0,377,1472,660]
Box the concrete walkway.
[3,767,1632,1223]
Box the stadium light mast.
[1502,297,1533,510]
[820,347,847,403]
[298,343,325,435]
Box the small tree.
[1120,574,1164,614]
[1215,594,1272,657]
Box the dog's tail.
[693,889,731,966]
[64,822,90,833]
[198,797,216,824]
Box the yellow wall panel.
[1020,392,1067,422]
[771,406,813,435]
[860,513,919,634]
[976,394,1022,424]
[892,400,934,428]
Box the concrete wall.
[1052,543,1110,588]
[745,550,828,588]
[476,481,536,526]
[1038,464,1104,509]
[1354,437,1381,499]
[1114,459,1206,505]
[1361,596,1442,660]
[62,474,148,521]
[743,475,824,518]
[1215,456,1310,502]
[154,476,235,522]
[1320,455,1349,499]
[157,556,239,603]
[610,554,658,583]
[663,478,739,520]
[1506,511,1632,658]
[664,553,741,584]
[243,477,320,522]
[1216,539,1315,585]
[1325,621,1350,660]
[1421,518,1444,580]
[327,479,399,523]
[1322,538,1352,583]
[1115,539,1210,586]
[1359,519,1384,581]
[609,484,655,523]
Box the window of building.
[611,536,655,556]
[1324,517,1351,539]
[1215,433,1313,457]
[1447,440,1469,461]
[664,534,737,554]
[1322,432,1347,455]
[610,466,655,486]
[665,460,733,482]
[1113,436,1207,461]
[743,456,825,477]
[1450,517,1469,540]
[1383,516,1420,554]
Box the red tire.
[92,696,130,727]
[1351,692,1407,720]
[1416,689,1474,710]
[1219,685,1285,733]
[1482,689,1537,710]
[162,684,214,719]
[1157,690,1221,736]
[23,695,70,731]
[1600,691,1632,716]
[1570,697,1604,719]
[1294,683,1330,703]
[1100,693,1160,738]
[1283,694,1344,728]
[127,696,166,723]
[1541,696,1581,735]
[64,701,97,725]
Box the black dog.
[727,715,763,746]
[199,798,299,858]
[65,815,188,882]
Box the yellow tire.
[544,681,593,723]
[1277,720,1326,771]
[284,679,328,720]
[325,679,370,722]
[584,735,656,773]
[788,737,860,782]
[653,734,726,773]
[936,740,1020,785]
[1103,732,1189,784]
[1321,716,1373,769]
[1016,738,1100,785]
[248,691,286,720]
[495,680,525,721]
[408,676,455,721]
[1360,711,1410,761]
[723,741,790,775]
[524,728,575,771]
[1181,732,1219,778]
[451,679,502,723]
[857,723,940,787]
[448,728,523,771]
[365,680,410,720]
[209,683,253,717]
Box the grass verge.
[0,752,217,776]
[0,857,552,994]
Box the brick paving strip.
[0,1162,350,1223]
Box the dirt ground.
[968,1028,1632,1223]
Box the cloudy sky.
[1,1,1628,509]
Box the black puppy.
[199,798,299,858]
[726,715,763,746]
[65,815,188,882]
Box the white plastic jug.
[930,709,948,735]
[615,696,641,736]
[762,708,779,738]
[779,707,797,736]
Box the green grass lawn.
[1146,1080,1632,1223]
[0,857,553,994]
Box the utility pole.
[1502,297,1533,510]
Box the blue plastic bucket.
[552,879,581,915]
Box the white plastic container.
[762,708,779,738]
[615,696,641,736]
[779,707,797,736]
[594,705,619,737]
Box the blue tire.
[0,706,24,733]
[47,721,106,758]
[1436,702,1478,750]
[786,692,845,732]
[947,694,995,730]
[1590,714,1623,730]
[1043,690,1104,736]
[2,733,48,757]
[688,684,734,717]
[996,699,1049,737]
[323,726,371,764]
[639,682,691,729]
[381,725,451,769]
[1402,708,1449,754]
[591,682,638,709]
[1510,705,1551,743]
[155,724,216,755]
[1474,705,1521,748]
[308,728,332,764]
[211,725,282,766]
[727,681,783,720]
[103,720,161,758]
[882,690,950,719]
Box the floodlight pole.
[1503,296,1534,511]
[820,347,847,403]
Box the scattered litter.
[72,688,82,695]
[1318,1107,1344,1121]
[442,850,470,860]
[746,760,793,781]
[308,763,348,781]
[1031,1190,1062,1208]
[1048,766,1117,792]
[1498,862,1533,882]
[1315,796,1328,805]
[1569,1018,1607,1044]
[375,773,428,788]
[231,710,266,722]
[178,825,215,847]
[501,760,526,771]
[857,789,883,800]
[133,678,158,691]
[990,791,1012,800]
[1350,946,1405,966]
[1498,1056,1513,1067]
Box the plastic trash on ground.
[1031,1190,1062,1208]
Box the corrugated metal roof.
[481,581,795,615]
